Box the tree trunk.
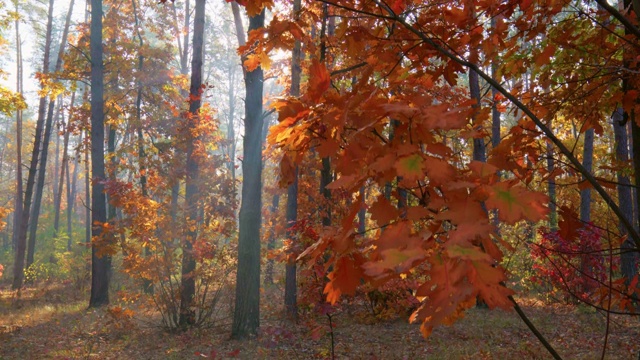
[55,93,74,240]
[547,138,558,230]
[13,0,55,290]
[67,134,80,242]
[284,169,298,320]
[89,0,110,308]
[26,0,75,268]
[12,4,23,254]
[579,128,594,223]
[612,109,638,285]
[84,128,91,245]
[283,0,302,321]
[232,8,265,340]
[131,0,152,294]
[179,0,205,327]
[469,69,486,163]
[264,193,280,285]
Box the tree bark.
[232,8,265,340]
[89,0,110,308]
[179,0,205,327]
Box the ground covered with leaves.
[0,282,638,360]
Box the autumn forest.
[0,0,639,358]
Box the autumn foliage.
[531,225,612,303]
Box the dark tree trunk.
[89,0,110,308]
[284,170,298,320]
[547,138,558,230]
[612,109,638,285]
[283,0,302,321]
[179,0,205,327]
[232,9,265,340]
[264,193,280,285]
[27,96,57,268]
[319,3,332,228]
[469,69,486,163]
[13,0,55,290]
[579,128,594,223]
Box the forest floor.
[0,281,639,360]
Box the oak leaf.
[485,182,548,224]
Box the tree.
[179,0,205,327]
[27,0,75,267]
[232,6,266,340]
[13,0,55,290]
[283,0,302,321]
[11,0,24,254]
[89,0,110,308]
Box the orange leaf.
[369,195,398,227]
[395,154,426,182]
[485,182,548,224]
[307,60,331,101]
[535,44,556,67]
[362,247,426,277]
[243,54,261,72]
[324,255,364,304]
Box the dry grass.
[0,282,638,359]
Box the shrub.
[530,224,617,303]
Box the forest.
[0,0,639,358]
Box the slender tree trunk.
[263,193,280,285]
[26,0,75,268]
[469,69,486,163]
[53,114,60,221]
[131,0,152,295]
[67,135,80,243]
[84,128,91,245]
[27,96,57,268]
[547,138,558,230]
[284,0,302,321]
[89,0,110,308]
[358,186,366,233]
[232,8,265,340]
[612,109,638,285]
[179,0,205,327]
[579,127,595,295]
[579,129,594,223]
[12,5,23,254]
[13,0,55,289]
[319,3,332,228]
[490,22,502,231]
[55,93,74,239]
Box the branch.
[593,0,640,40]
[330,61,368,76]
[509,296,564,360]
